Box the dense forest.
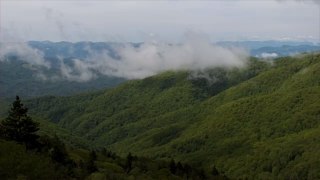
[0,96,225,179]
[1,53,320,179]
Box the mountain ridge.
[22,53,320,179]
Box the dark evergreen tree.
[89,150,97,161]
[86,159,97,174]
[176,161,184,176]
[198,168,206,179]
[183,163,192,178]
[211,165,219,176]
[0,96,39,147]
[169,159,177,174]
[78,160,85,169]
[86,150,97,174]
[125,152,133,173]
[100,147,107,157]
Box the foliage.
[0,96,39,148]
[0,140,66,179]
[4,53,320,179]
[0,97,224,179]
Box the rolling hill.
[22,53,320,179]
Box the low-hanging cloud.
[0,42,50,68]
[59,58,98,82]
[0,33,249,82]
[260,52,279,59]
[59,32,249,81]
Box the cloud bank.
[0,33,249,82]
[58,33,248,81]
[0,42,50,68]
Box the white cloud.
[0,42,50,68]
[59,32,249,81]
[260,52,279,59]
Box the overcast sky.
[1,0,319,42]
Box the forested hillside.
[1,97,221,179]
[1,139,219,179]
[23,53,320,179]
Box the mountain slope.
[0,59,125,98]
[26,58,267,140]
[25,53,320,179]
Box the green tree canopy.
[0,96,39,145]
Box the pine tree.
[86,150,97,174]
[125,152,133,173]
[211,165,219,176]
[169,159,176,174]
[86,159,97,174]
[89,150,97,161]
[0,96,39,146]
[176,161,184,176]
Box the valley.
[1,53,318,179]
[1,1,319,179]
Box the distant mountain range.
[251,45,320,58]
[217,40,320,57]
[28,41,141,61]
[217,40,319,49]
[28,40,320,60]
[1,40,319,98]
